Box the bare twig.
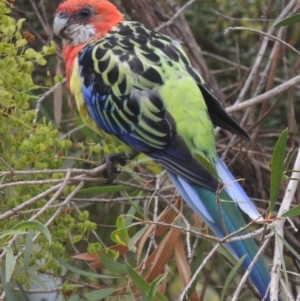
[226,75,300,114]
[0,164,107,221]
[30,171,72,220]
[231,236,271,301]
[179,243,220,301]
[0,163,106,176]
[141,170,167,271]
[211,9,275,22]
[225,27,300,56]
[280,278,295,301]
[0,157,14,173]
[155,0,197,31]
[233,0,298,105]
[59,124,85,140]
[34,79,66,124]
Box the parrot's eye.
[79,8,91,18]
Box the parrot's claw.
[102,152,127,184]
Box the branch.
[179,243,220,301]
[155,0,197,31]
[0,161,105,176]
[270,147,300,300]
[0,164,107,221]
[233,0,298,105]
[225,27,300,56]
[34,79,66,123]
[226,75,300,114]
[0,181,86,301]
[232,236,271,301]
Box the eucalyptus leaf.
[86,288,117,301]
[0,267,18,301]
[270,129,288,215]
[281,203,300,217]
[277,233,300,261]
[55,255,117,279]
[12,220,52,243]
[128,226,148,252]
[148,273,168,301]
[15,280,31,301]
[126,193,146,219]
[221,254,247,301]
[2,246,14,283]
[125,262,168,301]
[78,185,132,197]
[273,14,300,28]
[111,215,130,246]
[0,230,27,242]
[100,251,126,274]
[24,229,34,271]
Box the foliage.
[274,13,300,28]
[1,0,300,301]
[0,1,114,299]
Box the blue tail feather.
[215,157,263,221]
[166,167,271,300]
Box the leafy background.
[1,0,300,300]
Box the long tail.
[166,157,271,300]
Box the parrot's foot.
[102,152,127,184]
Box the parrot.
[53,0,273,299]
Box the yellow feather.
[69,58,120,145]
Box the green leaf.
[126,193,146,219]
[281,203,300,217]
[72,234,83,244]
[24,229,34,271]
[16,39,27,48]
[15,280,31,301]
[36,56,47,66]
[0,230,27,242]
[55,255,117,279]
[79,210,89,221]
[148,274,168,301]
[125,262,168,301]
[277,233,300,261]
[210,241,236,265]
[273,13,300,28]
[12,220,52,242]
[141,290,148,301]
[111,216,130,246]
[0,268,18,301]
[128,226,148,252]
[86,288,117,301]
[100,251,126,274]
[77,185,132,196]
[16,18,26,30]
[125,200,140,227]
[270,128,288,215]
[54,75,64,83]
[221,254,247,301]
[2,246,14,283]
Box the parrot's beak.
[53,14,70,40]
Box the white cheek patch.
[66,23,96,45]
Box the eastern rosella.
[53,0,272,299]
